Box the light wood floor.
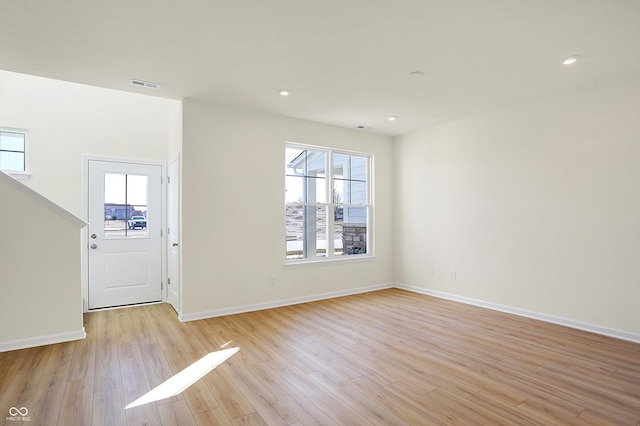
[1,288,639,425]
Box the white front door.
[88,159,163,309]
[167,157,180,313]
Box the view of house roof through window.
[285,143,372,262]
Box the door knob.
[172,243,179,247]
[90,244,98,249]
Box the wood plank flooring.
[1,288,639,425]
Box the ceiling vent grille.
[130,79,160,89]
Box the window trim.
[0,127,30,180]
[285,142,373,265]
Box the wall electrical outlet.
[428,268,434,277]
[450,270,456,280]
[269,276,276,286]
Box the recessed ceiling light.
[355,125,369,130]
[279,90,291,96]
[408,71,424,78]
[387,116,398,121]
[562,56,580,65]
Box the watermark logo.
[6,407,31,422]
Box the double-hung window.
[285,143,372,262]
[0,127,28,178]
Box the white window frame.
[0,127,30,180]
[285,142,373,265]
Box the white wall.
[0,173,85,350]
[0,70,179,216]
[182,100,394,317]
[0,70,181,321]
[7,66,638,344]
[394,76,640,335]
[167,101,183,160]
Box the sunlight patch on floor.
[125,347,239,409]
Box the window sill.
[285,255,375,269]
[6,171,31,180]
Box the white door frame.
[82,155,167,312]
[167,155,181,314]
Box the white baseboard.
[395,283,640,344]
[179,283,394,322]
[0,328,86,352]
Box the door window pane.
[104,173,148,238]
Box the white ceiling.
[1,0,639,136]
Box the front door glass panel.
[104,173,148,238]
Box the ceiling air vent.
[130,79,160,89]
